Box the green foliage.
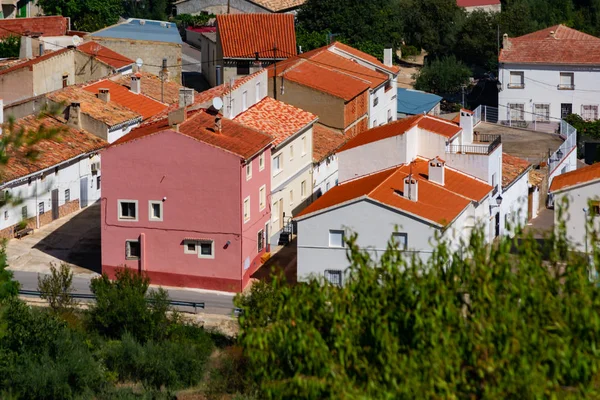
[0,245,18,301]
[295,27,329,53]
[455,9,500,70]
[88,268,174,342]
[174,13,214,28]
[236,215,600,398]
[123,0,170,21]
[414,55,471,94]
[0,36,20,58]
[565,113,600,139]
[400,44,420,58]
[37,263,75,312]
[37,0,123,31]
[205,346,256,400]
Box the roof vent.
[428,157,445,186]
[550,30,555,38]
[214,116,222,133]
[98,88,110,103]
[160,22,167,27]
[403,175,418,202]
[139,20,145,25]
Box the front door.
[80,177,88,208]
[495,212,501,237]
[265,222,270,252]
[561,103,573,119]
[278,199,283,230]
[51,189,59,220]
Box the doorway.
[561,103,573,119]
[51,189,59,220]
[80,177,88,208]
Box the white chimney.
[0,98,4,125]
[179,88,194,108]
[19,36,33,59]
[130,74,141,94]
[428,157,445,186]
[460,109,474,144]
[98,88,110,102]
[383,48,393,67]
[68,102,81,129]
[403,175,418,202]
[502,33,511,50]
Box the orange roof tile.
[310,50,388,89]
[77,41,134,69]
[500,24,600,65]
[1,115,106,183]
[529,169,545,187]
[83,80,168,120]
[417,116,463,138]
[313,124,346,162]
[549,162,600,192]
[0,16,68,40]
[112,71,188,105]
[502,153,531,188]
[298,159,492,226]
[457,0,500,7]
[330,42,400,74]
[234,97,317,146]
[0,48,71,76]
[216,14,297,59]
[251,0,305,12]
[113,110,273,160]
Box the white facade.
[312,154,338,198]
[499,170,530,237]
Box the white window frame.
[259,152,265,171]
[255,81,261,102]
[148,200,163,222]
[508,103,525,121]
[559,72,574,90]
[508,71,524,89]
[273,154,283,176]
[242,90,248,111]
[65,189,70,203]
[118,199,138,222]
[259,185,266,211]
[582,104,599,121]
[533,103,550,122]
[183,240,198,254]
[392,232,408,250]
[244,196,250,223]
[198,240,215,259]
[301,136,307,156]
[246,160,252,180]
[324,269,343,286]
[125,239,140,260]
[301,180,307,199]
[290,144,294,160]
[329,229,345,248]
[272,200,279,224]
[289,189,294,207]
[257,229,264,252]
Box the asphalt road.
[12,270,236,316]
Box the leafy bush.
[205,346,256,399]
[0,244,18,300]
[400,44,420,58]
[414,55,471,95]
[88,268,173,342]
[37,263,75,312]
[0,35,20,58]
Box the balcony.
[446,134,501,155]
[557,84,575,90]
[507,83,525,89]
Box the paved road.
[12,270,236,316]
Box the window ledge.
[273,169,283,178]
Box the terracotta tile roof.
[549,162,600,192]
[251,0,305,12]
[310,50,388,89]
[313,124,346,162]
[0,16,68,40]
[216,14,297,59]
[194,70,266,105]
[112,71,185,105]
[457,0,500,6]
[113,110,273,160]
[338,114,462,152]
[330,42,400,74]
[500,24,600,65]
[47,86,142,127]
[298,158,492,226]
[502,153,531,188]
[529,169,545,187]
[83,80,168,120]
[1,115,106,183]
[0,48,71,76]
[234,97,317,146]
[76,42,134,69]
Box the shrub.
[0,244,19,300]
[205,346,256,399]
[414,55,472,95]
[37,263,75,312]
[0,35,20,58]
[400,44,420,58]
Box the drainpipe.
[140,232,146,272]
[35,177,39,229]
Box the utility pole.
[160,58,167,103]
[497,24,500,56]
[227,0,230,14]
[273,42,277,100]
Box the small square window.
[184,240,197,254]
[392,232,408,250]
[373,97,379,107]
[259,153,265,171]
[246,161,252,180]
[508,71,524,88]
[149,201,163,221]
[329,230,344,247]
[97,176,101,190]
[559,72,574,90]
[62,74,68,88]
[126,240,140,260]
[199,240,214,258]
[118,200,138,221]
[591,201,600,217]
[325,269,343,286]
[273,154,282,175]
[65,189,70,203]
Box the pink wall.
[101,130,271,292]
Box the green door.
[17,0,27,18]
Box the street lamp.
[584,207,589,255]
[489,195,503,212]
[496,80,502,92]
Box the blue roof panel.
[90,19,182,44]
[397,88,442,115]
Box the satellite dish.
[72,35,82,46]
[135,58,144,68]
[212,97,223,111]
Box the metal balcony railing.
[507,83,525,89]
[446,135,501,155]
[558,84,575,90]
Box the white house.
[499,25,600,124]
[311,124,346,198]
[457,0,501,13]
[549,162,600,253]
[0,113,106,239]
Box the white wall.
[107,122,140,144]
[548,147,578,184]
[501,170,529,237]
[369,81,398,128]
[499,63,600,121]
[313,154,338,197]
[225,70,267,119]
[445,145,502,187]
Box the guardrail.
[18,289,206,313]
[446,135,501,155]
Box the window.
[289,189,294,206]
[242,90,248,111]
[508,103,525,121]
[54,166,59,175]
[559,72,574,90]
[21,206,27,219]
[290,145,294,160]
[65,189,70,203]
[301,136,307,155]
[126,240,140,260]
[118,200,138,221]
[39,202,44,215]
[272,200,279,223]
[259,153,265,171]
[273,154,282,175]
[582,105,599,121]
[229,98,235,118]
[373,96,379,107]
[3,211,7,220]
[392,232,408,250]
[301,180,307,198]
[329,230,344,247]
[236,61,250,75]
[246,161,252,180]
[325,270,343,286]
[387,109,392,123]
[255,81,261,102]
[149,201,163,221]
[591,201,600,216]
[27,177,31,186]
[326,181,330,191]
[508,71,524,88]
[244,197,250,223]
[492,173,498,194]
[62,74,68,88]
[97,176,101,190]
[534,104,550,122]
[257,230,264,252]
[373,119,377,127]
[199,240,214,258]
[259,185,266,210]
[385,79,392,92]
[184,240,197,254]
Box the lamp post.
[496,80,502,92]
[584,207,589,255]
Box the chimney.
[98,88,110,102]
[403,175,418,202]
[130,74,141,94]
[216,65,222,86]
[502,33,511,50]
[383,48,393,67]
[459,109,474,143]
[214,116,222,133]
[179,88,194,108]
[550,30,555,38]
[19,36,33,59]
[38,40,44,56]
[0,98,4,126]
[67,102,81,129]
[168,107,185,127]
[428,157,445,186]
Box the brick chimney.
[98,88,110,102]
[67,102,81,129]
[403,175,418,202]
[428,157,445,186]
[131,73,141,94]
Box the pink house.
[100,109,273,292]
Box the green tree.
[37,263,75,312]
[0,36,20,58]
[414,55,471,94]
[37,0,124,31]
[0,245,18,301]
[454,10,501,70]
